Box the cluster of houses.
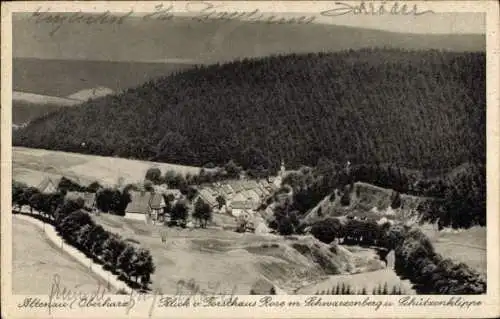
[193,161,287,229]
[30,161,290,232]
[122,161,289,229]
[123,176,283,228]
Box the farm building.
[125,191,154,222]
[125,191,172,223]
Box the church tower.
[274,159,286,188]
[279,159,286,177]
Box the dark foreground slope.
[14,49,486,171]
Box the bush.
[145,167,162,184]
[171,201,188,226]
[96,188,122,213]
[193,198,212,228]
[310,218,343,244]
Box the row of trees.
[310,217,391,247]
[308,218,486,294]
[164,198,213,228]
[57,208,155,288]
[144,158,272,189]
[12,181,156,290]
[389,227,486,294]
[14,49,485,172]
[315,282,406,295]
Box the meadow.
[13,147,203,187]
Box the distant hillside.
[14,15,485,63]
[14,49,486,172]
[13,58,195,98]
[13,15,484,101]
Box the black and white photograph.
[2,1,499,318]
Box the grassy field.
[91,213,387,294]
[421,225,486,277]
[13,147,203,187]
[12,216,107,294]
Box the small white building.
[230,200,258,218]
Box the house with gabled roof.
[228,181,244,193]
[37,177,60,194]
[222,184,234,195]
[243,180,259,190]
[125,191,153,222]
[195,188,218,208]
[243,189,261,202]
[253,187,264,197]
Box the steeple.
[280,159,286,177]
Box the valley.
[9,14,488,299]
[11,147,486,295]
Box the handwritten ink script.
[29,1,316,37]
[320,1,435,17]
[29,1,434,36]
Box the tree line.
[315,282,406,295]
[308,217,486,295]
[144,159,246,188]
[12,181,156,290]
[14,48,485,173]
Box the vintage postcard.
[1,1,499,318]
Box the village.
[30,160,291,235]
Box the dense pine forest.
[14,48,486,173]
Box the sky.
[281,12,485,34]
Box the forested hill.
[14,48,486,171]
